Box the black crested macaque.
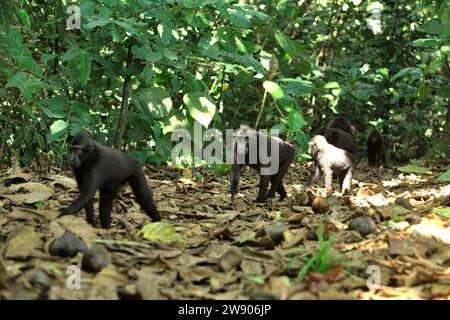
[323,127,356,154]
[366,128,386,166]
[231,126,295,203]
[60,131,161,228]
[304,135,356,194]
[327,115,357,139]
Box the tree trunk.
[114,46,133,150]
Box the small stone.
[49,231,86,258]
[306,230,318,241]
[349,216,377,236]
[405,214,421,225]
[28,271,51,288]
[81,246,110,273]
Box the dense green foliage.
[0,0,448,167]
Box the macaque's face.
[67,134,94,168]
[308,135,327,155]
[370,134,378,143]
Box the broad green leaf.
[44,97,70,118]
[6,72,28,88]
[397,164,433,175]
[350,89,370,101]
[15,8,31,29]
[422,19,442,35]
[6,72,44,102]
[288,110,304,132]
[132,45,162,63]
[226,8,251,28]
[15,56,42,76]
[274,30,304,58]
[183,93,216,128]
[411,38,440,47]
[392,67,422,82]
[162,115,190,135]
[437,170,450,182]
[263,81,284,100]
[292,57,311,75]
[176,0,202,8]
[85,16,111,29]
[141,222,182,242]
[281,79,315,97]
[132,88,172,119]
[433,208,450,218]
[271,123,285,134]
[115,20,138,35]
[76,50,91,86]
[296,131,309,150]
[48,120,68,143]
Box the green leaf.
[15,8,31,29]
[350,89,370,101]
[76,50,92,87]
[396,164,433,175]
[296,131,309,150]
[132,88,173,120]
[85,16,111,29]
[433,208,450,218]
[437,170,450,182]
[44,97,70,118]
[141,222,182,242]
[441,46,450,55]
[411,38,440,47]
[263,81,284,100]
[132,45,162,63]
[183,93,216,128]
[48,120,68,143]
[274,30,304,58]
[234,36,247,53]
[246,275,265,285]
[114,20,138,35]
[422,19,442,35]
[392,67,422,82]
[6,72,44,102]
[288,110,304,132]
[292,57,311,75]
[323,81,340,89]
[162,115,190,135]
[281,79,315,97]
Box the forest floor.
[0,160,449,300]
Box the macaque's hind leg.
[276,183,287,200]
[267,175,287,201]
[129,172,161,221]
[85,199,95,226]
[266,175,278,200]
[230,164,242,201]
[267,154,294,201]
[341,168,353,193]
[99,187,119,229]
[256,175,270,203]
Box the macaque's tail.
[129,172,161,221]
[230,164,241,201]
